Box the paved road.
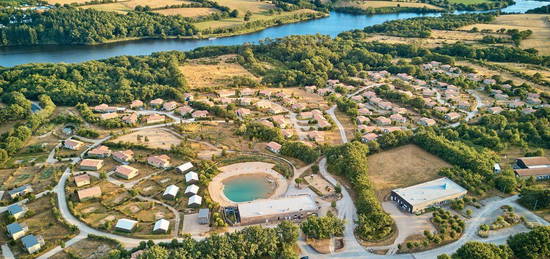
[326,105,348,143]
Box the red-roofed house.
[148,155,171,168]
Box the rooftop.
[392,177,467,207]
[116,219,138,230]
[7,204,25,215]
[517,157,550,168]
[7,222,24,235]
[21,234,39,248]
[238,195,318,219]
[153,219,170,231]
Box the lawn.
[154,7,218,17]
[367,144,452,201]
[179,54,259,89]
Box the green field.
[448,0,490,4]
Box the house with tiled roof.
[130,100,144,109]
[145,114,166,124]
[148,155,171,168]
[115,165,139,180]
[87,145,111,158]
[74,173,91,187]
[113,150,134,164]
[64,139,84,150]
[150,98,164,107]
[79,159,104,171]
[77,186,102,201]
[163,101,178,111]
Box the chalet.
[239,98,254,106]
[378,101,393,110]
[77,186,102,201]
[64,139,84,150]
[274,92,288,99]
[122,113,138,124]
[93,104,117,113]
[494,94,509,100]
[115,165,139,180]
[259,120,274,128]
[185,171,199,184]
[281,129,294,138]
[21,235,44,254]
[130,100,144,109]
[7,222,27,240]
[361,133,378,143]
[299,111,313,120]
[153,219,170,234]
[258,89,272,97]
[163,185,180,200]
[327,79,340,87]
[508,100,525,108]
[362,91,376,98]
[382,127,402,133]
[148,155,170,168]
[304,85,317,93]
[218,97,232,104]
[357,108,372,116]
[358,125,378,133]
[458,101,471,111]
[113,150,134,164]
[482,79,496,85]
[217,89,235,98]
[418,117,436,127]
[145,114,166,124]
[115,219,137,232]
[390,114,406,123]
[356,116,370,125]
[188,195,202,208]
[317,119,331,129]
[272,115,290,128]
[177,106,194,116]
[163,101,178,111]
[351,95,363,102]
[7,204,26,219]
[149,98,164,107]
[307,131,324,142]
[434,106,449,113]
[191,110,209,118]
[100,112,119,121]
[522,107,536,114]
[291,103,306,112]
[393,107,408,114]
[266,141,282,153]
[374,116,391,126]
[488,107,503,114]
[240,88,255,96]
[7,185,32,199]
[268,105,285,114]
[74,174,91,187]
[444,112,461,122]
[185,184,199,197]
[87,145,111,158]
[176,162,193,173]
[422,88,436,97]
[80,159,103,171]
[526,97,542,105]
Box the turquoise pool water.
[223,177,272,202]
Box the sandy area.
[113,128,181,150]
[208,162,288,206]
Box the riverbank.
[208,162,288,206]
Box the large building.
[237,195,318,225]
[390,177,467,213]
[514,156,550,180]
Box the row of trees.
[280,141,320,163]
[300,215,345,239]
[434,42,549,66]
[108,222,299,258]
[325,142,394,240]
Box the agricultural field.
[153,7,218,17]
[215,0,274,13]
[492,62,550,82]
[364,29,492,49]
[75,0,194,14]
[459,14,550,55]
[2,165,63,194]
[112,128,182,150]
[179,55,259,89]
[334,0,442,10]
[193,9,320,30]
[367,144,452,201]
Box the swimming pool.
[223,176,273,202]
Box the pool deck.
[208,162,289,206]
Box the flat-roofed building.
[115,219,138,232]
[237,195,318,225]
[176,162,194,173]
[77,186,102,201]
[184,184,199,197]
[7,185,33,199]
[80,159,104,171]
[74,174,91,187]
[390,177,467,213]
[185,171,199,184]
[6,222,27,240]
[198,208,210,224]
[115,165,139,180]
[188,195,202,208]
[153,219,170,233]
[7,204,26,219]
[21,234,44,254]
[163,185,180,200]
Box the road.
[326,105,348,143]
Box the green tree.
[507,226,550,259]
[452,242,513,259]
[301,215,345,240]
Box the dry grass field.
[364,29,490,48]
[154,7,218,17]
[367,144,452,201]
[113,128,181,150]
[180,55,259,89]
[335,0,442,10]
[215,0,274,13]
[63,238,116,259]
[77,0,193,13]
[459,14,550,55]
[493,62,550,82]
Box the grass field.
[193,9,319,30]
[215,0,274,13]
[367,144,452,201]
[77,0,193,14]
[154,7,218,17]
[335,0,442,10]
[113,128,181,150]
[180,55,259,89]
[459,14,550,55]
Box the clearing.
[215,0,274,13]
[334,0,442,10]
[62,238,117,258]
[154,7,218,17]
[459,14,550,55]
[113,128,181,150]
[367,144,452,201]
[180,55,259,89]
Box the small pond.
[223,175,275,202]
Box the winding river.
[0,0,546,67]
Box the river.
[0,0,546,67]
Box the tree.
[0,149,8,165]
[276,220,299,244]
[452,242,513,259]
[138,245,170,259]
[300,215,345,240]
[507,226,550,259]
[244,11,252,21]
[230,9,239,17]
[494,175,517,193]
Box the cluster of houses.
[4,202,44,254]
